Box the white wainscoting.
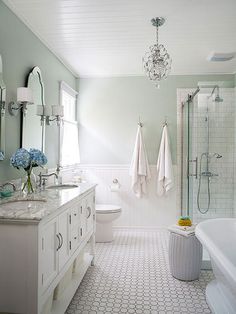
[73,164,178,228]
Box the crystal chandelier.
[143,17,171,88]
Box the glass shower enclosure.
[180,85,235,223]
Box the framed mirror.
[0,55,6,160]
[21,66,45,152]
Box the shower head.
[214,95,223,102]
[211,85,223,102]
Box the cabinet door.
[86,192,95,233]
[71,205,79,228]
[80,198,87,241]
[58,209,71,271]
[71,226,79,253]
[40,217,58,292]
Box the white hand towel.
[156,125,174,196]
[129,126,151,198]
[173,223,197,232]
[168,224,197,238]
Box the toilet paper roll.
[110,183,120,192]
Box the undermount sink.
[0,199,46,210]
[46,184,78,190]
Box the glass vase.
[22,171,36,195]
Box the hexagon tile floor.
[66,228,214,314]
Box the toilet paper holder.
[110,178,121,191]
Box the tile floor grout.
[66,228,213,314]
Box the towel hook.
[138,116,143,127]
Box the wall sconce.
[36,104,64,126]
[9,87,33,116]
[36,105,46,125]
[45,105,64,126]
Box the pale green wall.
[0,1,76,181]
[77,75,234,165]
[0,1,235,180]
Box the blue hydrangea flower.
[29,148,47,167]
[10,148,31,169]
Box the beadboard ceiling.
[3,0,236,77]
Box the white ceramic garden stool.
[95,204,122,242]
[169,232,203,281]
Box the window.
[60,81,80,166]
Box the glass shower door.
[181,88,235,223]
[181,97,194,217]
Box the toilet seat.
[96,204,121,214]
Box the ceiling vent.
[207,52,235,62]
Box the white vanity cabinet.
[0,185,96,314]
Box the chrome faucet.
[56,164,63,185]
[0,182,16,192]
[38,172,58,188]
[56,164,62,175]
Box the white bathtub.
[196,218,236,314]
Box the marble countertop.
[0,182,96,222]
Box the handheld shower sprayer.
[209,153,222,159]
[197,152,222,214]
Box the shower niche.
[178,85,235,223]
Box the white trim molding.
[60,81,78,98]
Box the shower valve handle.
[201,171,219,178]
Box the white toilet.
[95,204,122,242]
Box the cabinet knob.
[74,236,77,240]
[74,213,77,216]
